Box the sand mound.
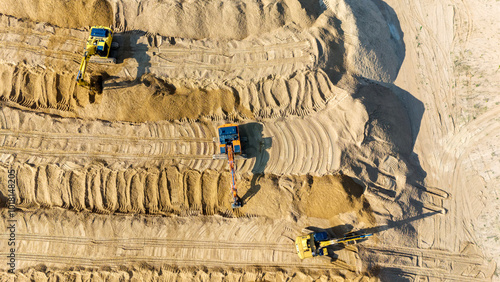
[0,0,407,123]
[80,76,247,123]
[324,0,405,83]
[298,175,373,222]
[0,0,314,40]
[0,0,112,29]
[1,267,376,282]
[114,0,315,40]
[3,162,376,221]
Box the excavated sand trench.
[0,0,497,280]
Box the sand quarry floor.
[0,0,498,281]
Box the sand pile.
[297,175,373,222]
[113,0,317,40]
[0,0,112,29]
[6,267,377,281]
[0,0,314,40]
[323,0,405,83]
[1,163,375,223]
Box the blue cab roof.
[91,28,109,38]
[218,126,238,145]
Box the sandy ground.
[0,0,498,281]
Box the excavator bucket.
[231,196,242,208]
[90,75,104,94]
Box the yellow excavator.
[295,231,372,259]
[76,26,118,91]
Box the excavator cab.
[89,28,112,59]
[218,125,241,155]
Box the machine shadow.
[102,31,152,90]
[238,122,272,204]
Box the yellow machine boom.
[76,49,94,87]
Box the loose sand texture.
[0,0,499,281]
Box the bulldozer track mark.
[146,30,317,83]
[3,233,293,252]
[8,253,341,271]
[363,245,492,281]
[0,110,221,166]
[156,40,310,55]
[444,105,500,155]
[0,146,212,160]
[0,128,213,143]
[437,107,500,245]
[152,55,312,71]
[364,245,485,264]
[0,21,84,64]
[0,42,80,63]
[451,0,473,45]
[403,2,458,137]
[0,30,83,47]
[260,102,354,175]
[379,263,489,282]
[0,30,83,46]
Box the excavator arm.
[215,124,243,208]
[226,144,242,208]
[76,48,94,87]
[318,233,373,249]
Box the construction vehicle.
[76,26,118,90]
[295,231,373,259]
[213,124,244,208]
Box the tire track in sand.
[360,243,494,280]
[0,210,354,272]
[0,98,358,176]
[0,107,225,169]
